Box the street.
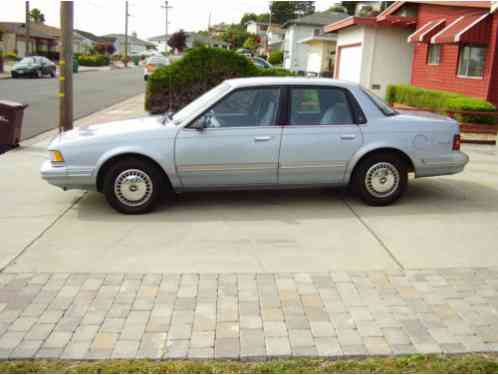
[0,68,144,140]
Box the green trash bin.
[73,57,79,73]
[132,55,140,66]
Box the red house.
[382,1,498,106]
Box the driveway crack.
[0,192,86,273]
[342,197,405,270]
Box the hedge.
[268,50,283,66]
[146,47,294,114]
[386,84,497,125]
[77,54,110,67]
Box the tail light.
[146,64,156,73]
[452,134,461,151]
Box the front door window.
[191,87,280,128]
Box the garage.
[336,44,362,83]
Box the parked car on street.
[11,56,56,79]
[144,55,170,81]
[252,57,272,69]
[41,77,469,214]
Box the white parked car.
[144,55,170,81]
[41,78,469,214]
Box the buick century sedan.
[41,78,469,214]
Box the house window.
[458,45,487,78]
[427,44,441,65]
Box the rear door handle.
[340,134,356,140]
[254,136,273,142]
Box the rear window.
[361,88,397,116]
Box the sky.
[2,0,335,40]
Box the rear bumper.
[416,151,469,177]
[41,160,96,191]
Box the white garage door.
[338,45,361,83]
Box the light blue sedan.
[41,78,469,214]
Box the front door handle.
[340,134,356,140]
[254,136,273,142]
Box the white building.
[282,11,349,73]
[148,32,228,54]
[325,13,416,98]
[104,33,155,56]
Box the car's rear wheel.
[103,158,163,214]
[50,70,56,78]
[352,153,408,206]
[35,69,42,78]
[11,72,18,79]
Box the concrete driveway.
[3,137,497,273]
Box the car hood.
[55,115,174,145]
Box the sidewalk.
[0,95,498,360]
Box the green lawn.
[1,354,498,373]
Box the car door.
[175,86,283,189]
[278,86,364,185]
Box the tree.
[30,8,45,24]
[269,1,315,25]
[168,30,187,53]
[242,35,260,52]
[340,1,359,15]
[328,4,347,13]
[221,25,250,49]
[240,13,258,26]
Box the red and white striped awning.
[407,19,446,43]
[431,12,490,44]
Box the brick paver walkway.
[0,269,497,360]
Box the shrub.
[268,50,284,66]
[77,54,110,67]
[386,84,497,125]
[146,46,294,114]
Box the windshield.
[19,57,36,64]
[362,88,397,116]
[171,83,231,125]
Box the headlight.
[49,150,65,165]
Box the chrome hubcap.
[114,169,153,207]
[365,162,400,198]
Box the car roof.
[225,77,359,89]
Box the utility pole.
[161,1,172,54]
[124,1,130,67]
[59,1,73,132]
[25,1,31,56]
[267,1,272,55]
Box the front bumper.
[41,160,96,191]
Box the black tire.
[351,152,408,206]
[50,70,56,78]
[35,69,42,78]
[11,72,18,79]
[103,158,164,214]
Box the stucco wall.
[370,27,414,98]
[306,42,323,73]
[336,25,414,98]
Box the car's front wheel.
[103,158,163,214]
[352,153,408,206]
[34,69,42,78]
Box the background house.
[0,21,82,59]
[148,32,228,54]
[401,1,498,106]
[325,13,416,98]
[104,32,155,56]
[282,11,349,73]
[74,29,116,55]
[245,21,285,55]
